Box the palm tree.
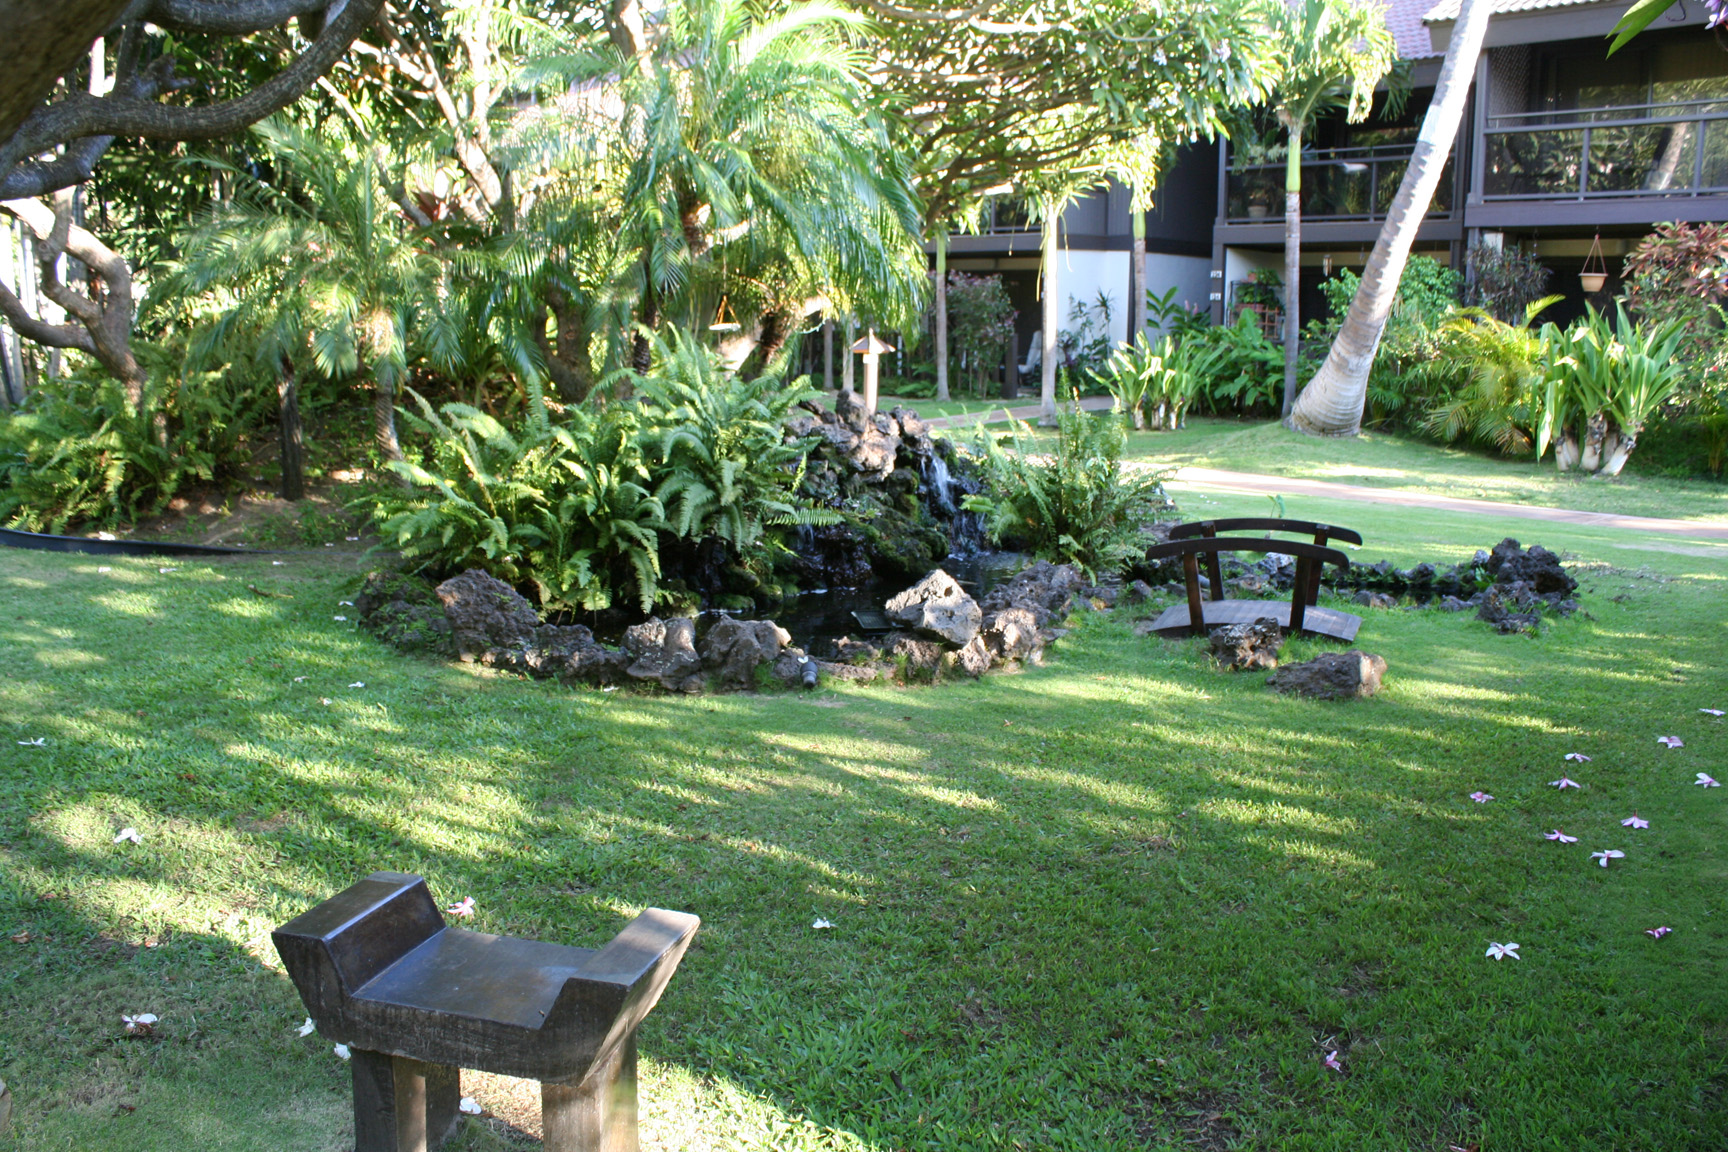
[1290,0,1493,437]
[519,0,924,376]
[1257,0,1399,418]
[174,117,441,466]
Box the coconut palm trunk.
[934,230,951,402]
[1282,120,1303,417]
[277,355,305,502]
[1039,206,1059,426]
[1289,0,1493,436]
[1130,196,1146,340]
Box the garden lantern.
[850,329,894,415]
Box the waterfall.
[922,453,957,517]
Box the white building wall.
[1053,248,1130,346]
[1144,253,1213,336]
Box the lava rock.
[354,571,454,656]
[1209,617,1284,671]
[954,636,993,678]
[702,618,792,689]
[1487,538,1577,596]
[885,568,983,646]
[1267,651,1386,699]
[1119,579,1157,606]
[436,569,541,661]
[1438,596,1472,612]
[1475,588,1541,634]
[815,660,880,683]
[833,636,883,664]
[532,623,624,684]
[1352,590,1398,609]
[887,633,947,674]
[623,617,703,688]
[981,560,1086,627]
[981,607,1041,663]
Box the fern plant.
[964,399,1173,577]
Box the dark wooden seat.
[274,871,699,1152]
[1143,536,1360,642]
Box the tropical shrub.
[1419,297,1561,454]
[1309,255,1461,428]
[964,401,1172,576]
[1185,313,1283,415]
[1097,333,1207,430]
[0,353,262,532]
[943,272,1016,397]
[1463,241,1553,324]
[1621,223,1728,475]
[1535,305,1688,476]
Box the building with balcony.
[945,0,1728,374]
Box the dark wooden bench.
[274,871,699,1152]
[1142,536,1360,641]
[1167,518,1362,611]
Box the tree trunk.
[823,318,833,391]
[1289,0,1493,436]
[743,308,792,377]
[278,356,305,502]
[1282,124,1302,418]
[630,275,659,374]
[842,316,855,393]
[533,286,595,403]
[1003,328,1019,399]
[374,375,403,465]
[934,230,950,402]
[1040,207,1059,426]
[1130,198,1147,342]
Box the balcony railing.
[1223,144,1453,224]
[1483,98,1728,200]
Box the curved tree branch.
[149,0,331,35]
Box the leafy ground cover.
[0,495,1725,1150]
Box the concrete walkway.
[1168,465,1728,541]
[920,395,1114,431]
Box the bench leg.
[542,1033,638,1152]
[352,1049,459,1152]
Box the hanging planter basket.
[1580,233,1608,294]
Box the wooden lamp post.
[849,329,894,416]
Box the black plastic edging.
[0,526,271,557]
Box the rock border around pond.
[353,560,1101,694]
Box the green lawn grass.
[874,396,1020,420]
[2,506,1726,1150]
[1123,418,1728,525]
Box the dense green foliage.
[370,332,830,612]
[966,401,1171,575]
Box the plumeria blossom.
[122,1012,159,1035]
[338,600,355,606]
[158,568,176,575]
[1485,942,1521,961]
[1323,1051,1343,1072]
[348,682,365,689]
[293,676,307,683]
[346,536,361,542]
[1622,815,1650,830]
[320,697,332,706]
[1701,709,1726,717]
[1696,773,1720,788]
[334,1044,351,1060]
[1469,791,1494,803]
[272,560,286,566]
[1549,776,1582,790]
[1545,829,1579,843]
[446,897,475,919]
[97,566,111,573]
[1590,849,1626,868]
[113,827,141,844]
[812,918,836,930]
[1564,753,1592,763]
[459,1098,484,1115]
[1710,0,1728,30]
[333,615,348,622]
[16,737,44,747]
[1646,926,1673,939]
[1657,736,1685,749]
[297,1018,317,1038]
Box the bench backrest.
[273,871,446,1017]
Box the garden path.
[919,395,1114,430]
[1168,466,1728,541]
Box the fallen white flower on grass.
[334,1044,351,1060]
[324,543,334,548]
[1657,736,1685,748]
[1701,709,1725,717]
[272,561,285,566]
[297,1018,316,1038]
[346,536,360,542]
[1646,926,1673,939]
[113,827,141,844]
[333,615,348,622]
[122,1013,158,1035]
[1485,942,1520,961]
[158,568,176,575]
[98,566,111,573]
[1323,1051,1343,1072]
[320,697,332,705]
[1549,776,1582,790]
[1469,791,1494,803]
[458,1098,483,1115]
[348,682,365,689]
[1590,850,1626,868]
[1564,753,1592,762]
[812,918,835,930]
[446,897,475,919]
[1696,773,1720,788]
[293,676,306,683]
[1622,815,1650,829]
[1544,829,1579,843]
[16,737,44,746]
[338,600,354,606]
